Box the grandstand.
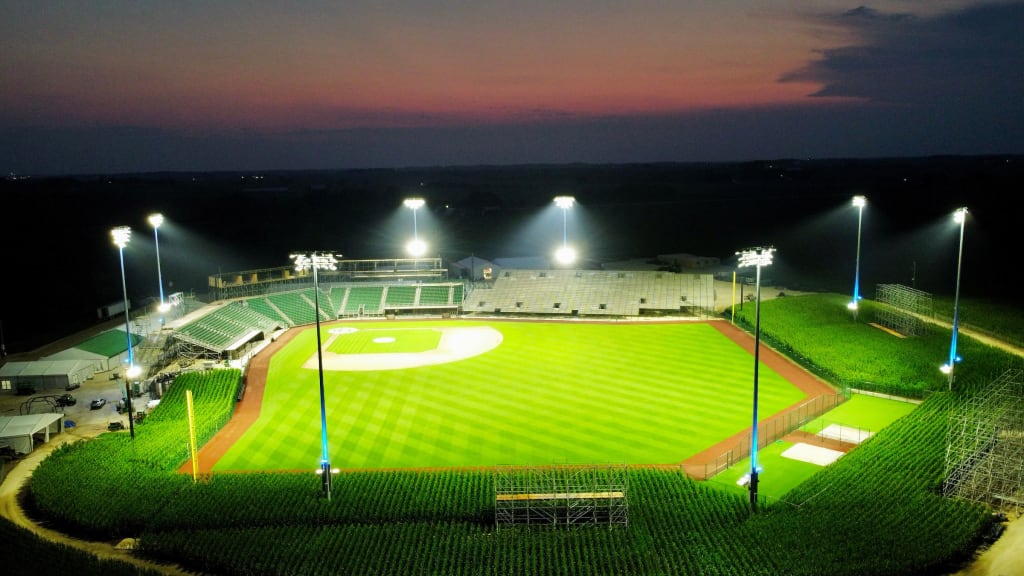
[461,269,715,318]
[166,260,714,363]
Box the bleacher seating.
[461,269,714,317]
[343,285,385,316]
[417,285,451,306]
[384,285,417,308]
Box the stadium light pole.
[553,195,576,265]
[847,196,866,321]
[941,207,968,391]
[112,226,141,440]
[148,213,170,323]
[403,198,427,257]
[292,251,340,499]
[737,246,774,513]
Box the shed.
[0,413,64,455]
[45,328,141,372]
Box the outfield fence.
[686,392,848,480]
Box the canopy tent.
[0,413,64,455]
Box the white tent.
[0,359,97,393]
[0,413,64,455]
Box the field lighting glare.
[942,207,968,389]
[736,246,775,512]
[848,196,866,318]
[403,197,427,256]
[111,226,139,440]
[291,251,339,499]
[553,196,576,265]
[148,213,171,316]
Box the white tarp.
[0,413,64,455]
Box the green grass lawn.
[215,320,809,471]
[710,393,920,502]
[800,392,918,435]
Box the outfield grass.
[214,320,809,470]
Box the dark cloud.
[781,2,1024,109]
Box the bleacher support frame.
[875,284,932,337]
[943,368,1024,515]
[495,465,628,527]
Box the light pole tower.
[847,196,866,320]
[941,207,968,390]
[553,195,576,265]
[148,213,169,322]
[403,198,427,257]
[112,226,141,440]
[292,251,339,499]
[737,246,775,512]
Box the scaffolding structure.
[943,368,1024,515]
[495,465,628,527]
[875,284,933,337]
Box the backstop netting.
[943,368,1024,515]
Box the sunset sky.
[2,1,1021,174]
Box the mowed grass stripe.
[214,320,809,470]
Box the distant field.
[214,320,809,471]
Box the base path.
[178,327,298,474]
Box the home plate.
[781,443,845,466]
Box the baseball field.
[207,319,828,471]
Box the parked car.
[90,398,107,410]
[57,393,77,407]
[107,421,125,431]
[65,382,81,391]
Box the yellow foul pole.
[731,271,737,324]
[186,389,198,482]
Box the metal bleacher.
[462,269,714,317]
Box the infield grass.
[215,320,809,470]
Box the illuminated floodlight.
[111,226,131,248]
[291,251,340,500]
[403,197,425,210]
[735,246,775,512]
[554,195,575,209]
[943,207,968,390]
[850,196,866,319]
[406,238,427,257]
[111,226,137,440]
[555,245,577,265]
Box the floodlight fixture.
[148,213,170,316]
[111,226,137,440]
[942,207,968,390]
[554,195,575,210]
[849,196,867,318]
[291,251,340,500]
[736,246,775,512]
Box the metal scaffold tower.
[495,464,628,527]
[875,284,933,337]
[943,368,1024,514]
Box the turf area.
[711,393,920,501]
[214,320,808,470]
